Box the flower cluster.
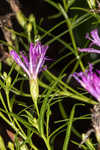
[73,64,100,101]
[10,42,48,80]
[79,29,100,54]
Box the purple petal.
[79,48,100,54]
[20,51,29,68]
[29,43,35,76]
[10,50,30,78]
[35,44,48,76]
[72,73,86,88]
[90,29,100,46]
[86,29,100,47]
[29,42,48,79]
[85,32,91,40]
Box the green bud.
[3,72,8,79]
[6,57,14,66]
[8,41,13,51]
[12,33,16,41]
[16,11,27,28]
[34,35,40,43]
[8,142,14,150]
[33,118,39,130]
[3,72,12,88]
[7,76,12,87]
[29,14,35,23]
[28,14,38,36]
[26,23,32,33]
[20,142,29,150]
[28,116,39,130]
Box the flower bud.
[7,76,12,88]
[12,32,16,41]
[29,14,35,22]
[3,72,12,88]
[28,14,38,36]
[33,118,39,130]
[8,142,14,150]
[8,41,13,51]
[26,23,32,33]
[3,72,8,79]
[16,11,27,28]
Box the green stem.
[0,111,26,140]
[0,92,8,113]
[30,142,39,150]
[14,118,26,138]
[5,90,13,122]
[28,32,32,43]
[43,136,51,150]
[0,110,38,150]
[6,90,27,139]
[58,4,85,71]
[6,90,12,112]
[34,101,39,117]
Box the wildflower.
[10,42,48,114]
[73,64,100,101]
[79,29,100,54]
[10,42,48,80]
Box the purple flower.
[10,42,48,80]
[79,29,100,54]
[86,29,100,47]
[73,64,100,101]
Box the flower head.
[73,64,100,101]
[86,29,100,47]
[10,42,48,80]
[79,29,100,54]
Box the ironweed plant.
[1,0,100,150]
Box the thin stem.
[0,92,8,112]
[6,90,12,112]
[14,118,26,138]
[6,89,27,138]
[58,3,85,71]
[5,90,13,122]
[28,32,32,43]
[43,136,51,150]
[34,101,39,117]
[30,142,39,150]
[0,111,26,140]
